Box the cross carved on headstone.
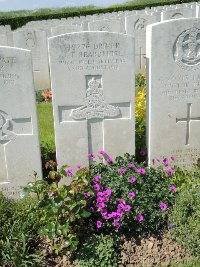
[58,76,131,163]
[0,110,32,184]
[176,103,200,145]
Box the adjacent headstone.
[51,24,83,37]
[0,46,42,197]
[161,7,195,21]
[146,18,200,169]
[13,29,50,90]
[49,32,135,169]
[0,34,10,46]
[88,18,125,33]
[126,14,158,73]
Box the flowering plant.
[135,74,146,161]
[87,153,177,236]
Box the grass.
[37,103,55,148]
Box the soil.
[41,234,196,267]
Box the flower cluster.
[85,152,177,233]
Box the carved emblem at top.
[70,77,120,120]
[99,25,110,32]
[134,18,147,30]
[174,27,200,70]
[0,111,16,144]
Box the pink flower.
[118,168,126,174]
[88,153,95,159]
[128,163,135,169]
[103,188,112,197]
[166,168,174,175]
[163,158,169,167]
[110,212,117,218]
[96,202,105,209]
[124,205,131,211]
[139,149,146,156]
[96,197,104,203]
[66,169,73,175]
[104,214,112,220]
[117,203,125,210]
[114,218,121,228]
[116,210,124,217]
[129,177,136,183]
[103,197,109,203]
[89,207,94,212]
[93,184,101,191]
[76,164,81,169]
[100,209,107,216]
[137,214,144,222]
[97,192,104,197]
[171,156,175,161]
[84,192,90,198]
[99,150,106,155]
[169,186,177,191]
[96,220,103,229]
[106,157,113,163]
[93,175,102,183]
[128,192,136,198]
[160,202,167,211]
[119,198,125,204]
[137,168,145,174]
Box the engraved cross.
[176,103,200,145]
[0,110,32,184]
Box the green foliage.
[171,259,200,267]
[0,193,43,267]
[35,90,45,103]
[170,173,200,257]
[75,234,119,267]
[89,154,176,237]
[135,74,146,161]
[37,103,55,148]
[24,166,91,254]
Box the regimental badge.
[174,26,200,70]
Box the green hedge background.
[0,0,198,30]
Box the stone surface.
[48,32,135,169]
[51,24,83,37]
[161,7,196,21]
[126,14,158,73]
[0,47,42,198]
[88,18,125,33]
[13,29,50,90]
[146,18,200,169]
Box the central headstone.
[147,18,200,169]
[49,32,135,168]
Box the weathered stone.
[13,29,50,90]
[48,32,135,170]
[0,47,42,198]
[147,18,200,169]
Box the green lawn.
[37,103,55,148]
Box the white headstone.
[49,32,135,169]
[88,18,125,33]
[0,34,10,46]
[161,7,195,21]
[147,18,200,169]
[126,14,158,73]
[13,29,50,91]
[0,46,42,197]
[51,24,83,37]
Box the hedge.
[0,0,198,30]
